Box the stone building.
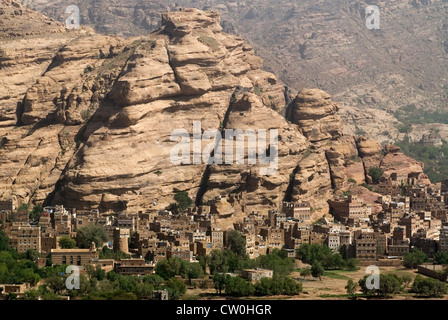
[326,232,340,253]
[167,246,193,261]
[38,211,52,230]
[282,201,311,221]
[420,133,442,147]
[52,206,73,236]
[328,195,371,225]
[259,227,284,251]
[0,200,14,222]
[241,269,273,282]
[152,289,169,300]
[439,226,448,252]
[309,232,327,246]
[390,172,409,186]
[210,228,224,249]
[268,210,286,228]
[399,214,425,238]
[51,242,99,266]
[114,259,155,276]
[40,231,57,254]
[113,227,130,254]
[355,232,377,261]
[116,213,138,232]
[7,223,41,253]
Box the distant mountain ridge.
[22,0,448,145]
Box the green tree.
[207,250,229,275]
[254,277,301,296]
[18,203,30,213]
[300,268,311,279]
[46,276,66,294]
[75,224,109,249]
[378,274,403,298]
[42,291,61,300]
[369,167,384,184]
[24,289,40,300]
[434,251,448,265]
[410,275,447,297]
[345,279,357,297]
[227,230,247,257]
[58,236,77,249]
[25,249,40,262]
[71,274,92,298]
[254,277,274,296]
[85,265,106,281]
[327,253,345,270]
[282,277,302,295]
[198,255,207,273]
[225,276,254,297]
[99,246,130,260]
[165,277,187,300]
[311,261,324,280]
[168,190,193,214]
[358,274,403,298]
[117,274,138,292]
[135,282,154,299]
[5,293,17,300]
[213,273,228,295]
[345,258,359,271]
[155,257,182,280]
[403,248,428,268]
[255,249,295,276]
[19,268,41,286]
[0,230,9,251]
[30,204,43,222]
[143,274,164,287]
[297,243,340,269]
[185,262,204,280]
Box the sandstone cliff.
[24,0,448,147]
[0,2,431,219]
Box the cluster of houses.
[2,169,448,284]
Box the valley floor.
[184,267,448,300]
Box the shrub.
[403,248,428,268]
[369,167,383,184]
[410,275,447,297]
[225,276,254,297]
[84,65,93,73]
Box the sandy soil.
[185,267,448,300]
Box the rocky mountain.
[22,0,448,145]
[0,1,431,220]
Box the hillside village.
[2,162,448,299]
[1,1,448,301]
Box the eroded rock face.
[354,136,383,183]
[289,89,344,144]
[291,151,333,216]
[0,0,126,205]
[202,91,308,213]
[53,8,309,213]
[0,4,433,217]
[380,145,431,185]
